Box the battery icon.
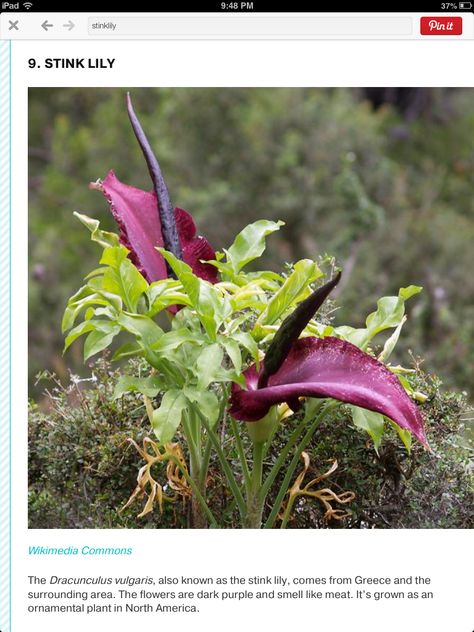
[459,1,472,8]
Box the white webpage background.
[12,39,473,632]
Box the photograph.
[28,87,474,530]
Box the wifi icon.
[23,2,33,8]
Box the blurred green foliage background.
[29,88,474,400]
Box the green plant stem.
[262,420,280,459]
[168,456,218,528]
[279,493,299,529]
[149,355,184,387]
[181,410,208,528]
[181,413,200,463]
[252,441,265,491]
[260,406,318,501]
[198,412,247,522]
[188,406,202,454]
[199,389,229,497]
[230,417,251,493]
[264,401,338,529]
[245,441,265,528]
[198,434,212,491]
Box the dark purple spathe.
[229,336,427,445]
[96,170,218,284]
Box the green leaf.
[152,328,204,354]
[232,331,260,369]
[366,296,403,334]
[63,319,116,352]
[117,313,163,348]
[229,281,268,312]
[62,305,83,334]
[91,305,117,320]
[305,321,335,338]
[86,277,105,291]
[147,281,191,316]
[378,315,407,362]
[195,343,224,389]
[62,285,95,332]
[333,326,368,348]
[303,398,325,423]
[95,290,123,314]
[119,259,148,311]
[350,406,385,453]
[205,258,235,279]
[152,390,188,443]
[255,259,322,329]
[64,320,96,350]
[388,419,412,454]
[202,367,246,388]
[393,373,416,397]
[365,286,422,339]
[62,291,122,333]
[100,246,129,268]
[399,285,423,301]
[219,337,242,373]
[74,212,120,248]
[159,250,199,301]
[225,220,284,274]
[113,374,162,399]
[112,342,143,361]
[160,250,228,340]
[230,372,247,388]
[102,257,148,312]
[67,284,96,305]
[171,306,207,335]
[84,326,120,360]
[196,283,230,340]
[185,388,220,429]
[225,312,255,334]
[335,285,422,350]
[245,270,284,286]
[84,267,107,280]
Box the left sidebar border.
[0,39,11,632]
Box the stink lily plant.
[63,95,427,529]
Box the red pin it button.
[420,17,463,35]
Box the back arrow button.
[41,20,53,31]
[63,20,75,31]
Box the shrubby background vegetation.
[28,88,474,528]
[29,358,472,529]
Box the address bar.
[88,16,413,38]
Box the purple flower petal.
[229,336,427,445]
[175,208,218,283]
[100,170,167,281]
[98,171,218,283]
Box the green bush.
[280,368,473,529]
[29,358,473,529]
[29,359,183,528]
